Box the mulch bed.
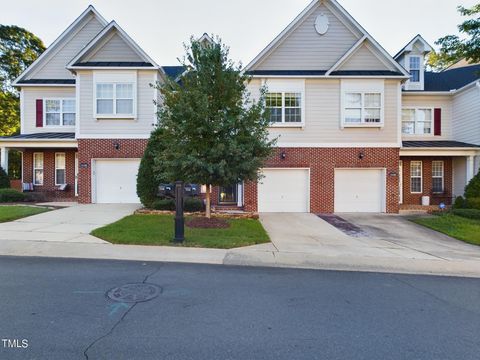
[186,217,230,229]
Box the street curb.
[1,240,480,278]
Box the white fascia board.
[0,140,78,148]
[402,91,453,96]
[244,0,318,71]
[400,148,480,156]
[13,6,108,85]
[14,83,76,87]
[250,75,407,79]
[326,36,366,75]
[276,142,400,148]
[76,134,150,139]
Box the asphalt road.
[0,257,479,360]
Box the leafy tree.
[0,25,45,92]
[428,4,480,70]
[0,166,10,189]
[136,128,168,208]
[465,171,480,199]
[0,25,45,136]
[153,36,275,218]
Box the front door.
[219,185,237,204]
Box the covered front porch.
[399,141,480,210]
[0,133,78,202]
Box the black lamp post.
[173,180,185,242]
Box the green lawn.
[0,205,49,223]
[91,214,270,249]
[412,213,480,246]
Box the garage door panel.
[334,169,384,213]
[258,169,309,213]
[95,160,141,204]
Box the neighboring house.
[1,0,479,213]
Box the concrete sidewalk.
[1,238,480,278]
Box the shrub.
[452,208,480,220]
[151,198,175,211]
[184,197,204,212]
[136,128,168,208]
[465,171,480,199]
[0,167,10,189]
[453,196,466,209]
[0,189,26,202]
[466,197,480,210]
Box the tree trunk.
[205,184,211,218]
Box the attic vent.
[314,13,329,35]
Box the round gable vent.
[314,13,329,35]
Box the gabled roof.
[405,64,480,92]
[67,21,160,70]
[13,6,108,86]
[245,0,408,77]
[393,34,433,60]
[162,66,186,80]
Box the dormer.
[394,35,433,91]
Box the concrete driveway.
[0,204,140,244]
[260,213,480,262]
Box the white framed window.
[95,82,135,117]
[409,56,420,83]
[266,92,303,124]
[402,108,433,135]
[410,161,422,193]
[55,153,66,186]
[33,152,44,186]
[432,160,444,193]
[44,99,75,126]
[343,92,382,125]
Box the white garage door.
[258,169,309,212]
[334,169,385,213]
[94,159,141,203]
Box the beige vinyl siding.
[84,32,144,62]
[452,86,480,145]
[401,94,452,140]
[338,44,394,71]
[254,3,361,71]
[21,86,75,134]
[29,15,104,80]
[78,70,157,136]
[248,78,400,144]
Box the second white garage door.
[258,169,309,212]
[94,159,141,203]
[334,169,385,213]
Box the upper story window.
[266,92,302,124]
[409,56,420,83]
[402,108,432,135]
[95,83,135,117]
[343,92,382,125]
[44,99,75,126]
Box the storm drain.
[107,283,162,303]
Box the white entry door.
[258,169,309,212]
[94,159,141,203]
[334,169,385,212]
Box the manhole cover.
[107,283,161,303]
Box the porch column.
[237,182,243,207]
[0,147,8,174]
[466,155,475,184]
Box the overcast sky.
[0,0,477,66]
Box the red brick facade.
[77,139,148,203]
[22,149,77,201]
[244,147,401,213]
[400,157,453,206]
